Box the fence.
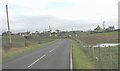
[73,37,118,69]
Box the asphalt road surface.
[3,39,72,69]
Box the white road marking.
[49,49,55,53]
[70,42,73,71]
[28,54,46,68]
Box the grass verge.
[2,39,56,63]
[72,40,95,69]
[0,48,2,64]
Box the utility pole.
[6,5,12,48]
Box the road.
[2,39,72,69]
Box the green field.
[2,35,55,49]
[73,31,118,69]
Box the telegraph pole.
[6,5,12,47]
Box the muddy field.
[78,31,118,45]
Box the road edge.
[70,40,73,71]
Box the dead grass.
[78,31,118,45]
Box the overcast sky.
[1,0,119,33]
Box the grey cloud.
[2,15,118,33]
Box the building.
[106,26,115,31]
[18,32,32,36]
[2,31,12,35]
[94,25,104,32]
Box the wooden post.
[6,5,12,48]
[92,47,95,59]
[109,46,112,69]
[98,46,102,69]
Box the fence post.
[98,46,102,69]
[92,47,95,59]
[109,46,112,69]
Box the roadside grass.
[0,48,2,63]
[72,38,118,69]
[72,31,119,69]
[72,40,95,69]
[2,39,56,63]
[75,31,118,69]
[73,37,118,69]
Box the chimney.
[103,21,105,30]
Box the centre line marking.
[27,54,46,68]
[49,49,55,53]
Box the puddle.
[88,43,120,48]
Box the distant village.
[91,21,119,33]
[92,25,115,33]
[2,22,119,37]
[2,26,63,37]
